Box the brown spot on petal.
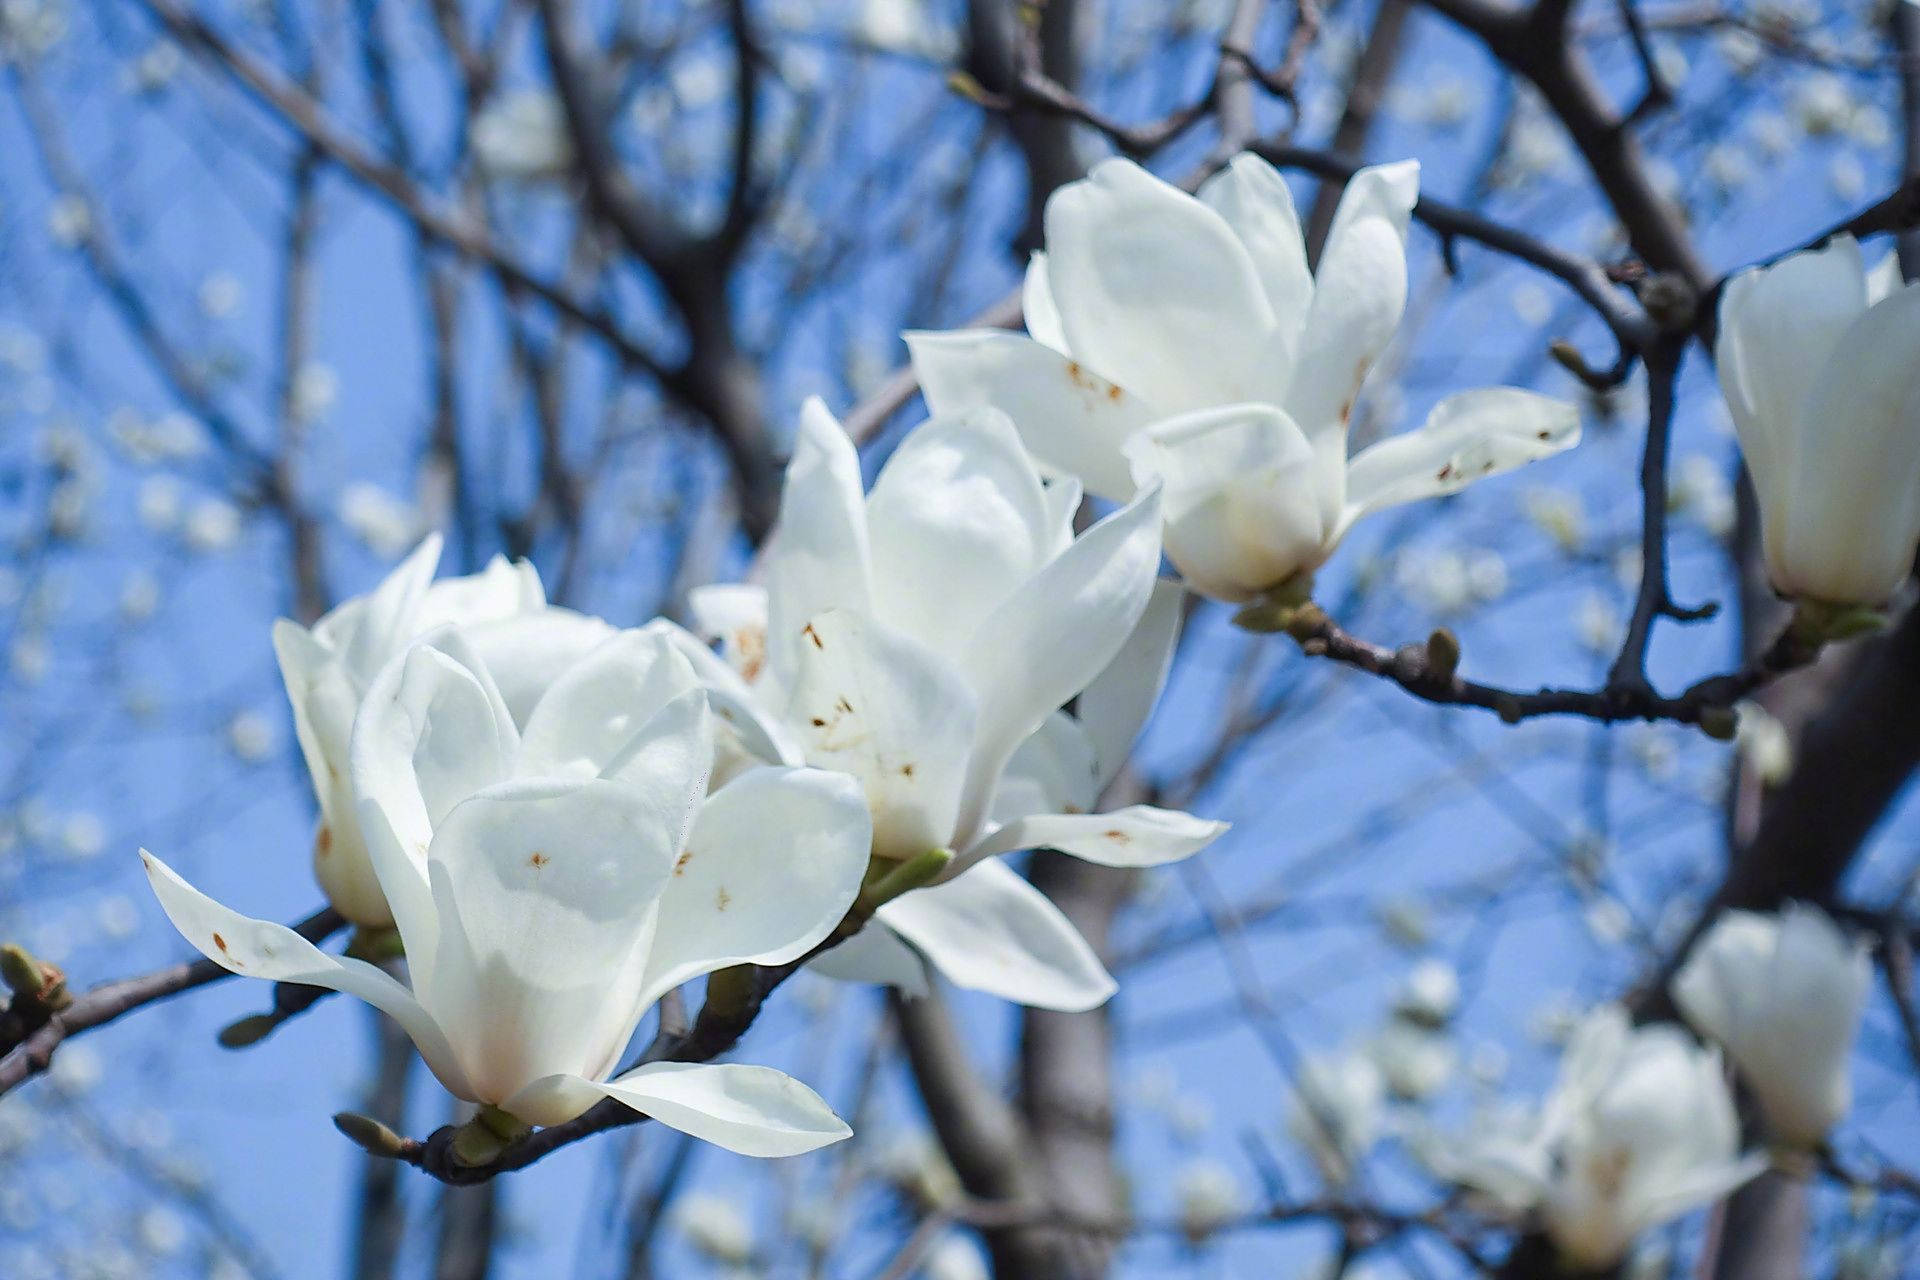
[1106,384,1123,403]
[316,826,332,858]
[1104,829,1130,843]
[1537,430,1552,440]
[810,717,827,727]
[213,932,228,951]
[802,622,824,649]
[900,763,915,777]
[674,849,694,877]
[835,696,854,714]
[529,851,550,869]
[715,887,731,911]
[1436,464,1455,481]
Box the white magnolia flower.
[1673,904,1870,1148]
[671,1193,753,1264]
[906,154,1579,603]
[666,401,1225,1010]
[1436,1006,1759,1269]
[1395,957,1460,1025]
[1716,235,1920,606]
[272,535,613,926]
[1174,1157,1245,1242]
[473,90,574,183]
[1369,1020,1455,1101]
[1287,1051,1385,1185]
[143,628,869,1151]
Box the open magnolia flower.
[1674,903,1869,1148]
[143,627,870,1154]
[274,534,612,927]
[1434,1006,1759,1269]
[663,399,1225,1011]
[907,153,1580,603]
[1716,234,1920,607]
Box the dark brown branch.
[0,908,344,1096]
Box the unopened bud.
[218,1013,279,1049]
[333,1111,411,1159]
[1,944,67,1010]
[345,927,405,964]
[450,1105,530,1168]
[1696,704,1738,741]
[1425,628,1462,683]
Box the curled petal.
[906,330,1156,502]
[1337,388,1581,539]
[958,805,1228,874]
[140,850,474,1100]
[878,862,1117,1011]
[503,1062,850,1155]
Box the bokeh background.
[0,0,1916,1277]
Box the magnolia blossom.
[665,400,1225,1010]
[274,535,612,926]
[144,629,870,1152]
[1436,1006,1759,1269]
[1673,904,1869,1148]
[906,153,1579,603]
[472,90,574,183]
[1287,1051,1385,1186]
[1716,235,1920,606]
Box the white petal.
[1078,577,1183,787]
[1866,248,1904,305]
[465,608,618,728]
[1044,158,1276,414]
[644,618,803,768]
[808,924,930,998]
[1775,281,1920,604]
[995,711,1101,824]
[952,485,1163,847]
[1125,405,1325,603]
[422,778,679,1104]
[905,330,1157,502]
[1716,235,1868,560]
[638,766,871,1006]
[864,409,1057,662]
[686,583,769,680]
[340,533,443,680]
[783,609,977,860]
[958,805,1227,873]
[1022,251,1069,354]
[274,620,391,928]
[139,850,474,1100]
[1040,474,1084,556]
[1337,388,1582,537]
[763,399,872,687]
[350,634,518,986]
[595,687,716,855]
[505,1062,850,1156]
[519,630,701,780]
[1284,160,1420,523]
[414,553,546,631]
[878,861,1116,1011]
[1198,152,1313,383]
